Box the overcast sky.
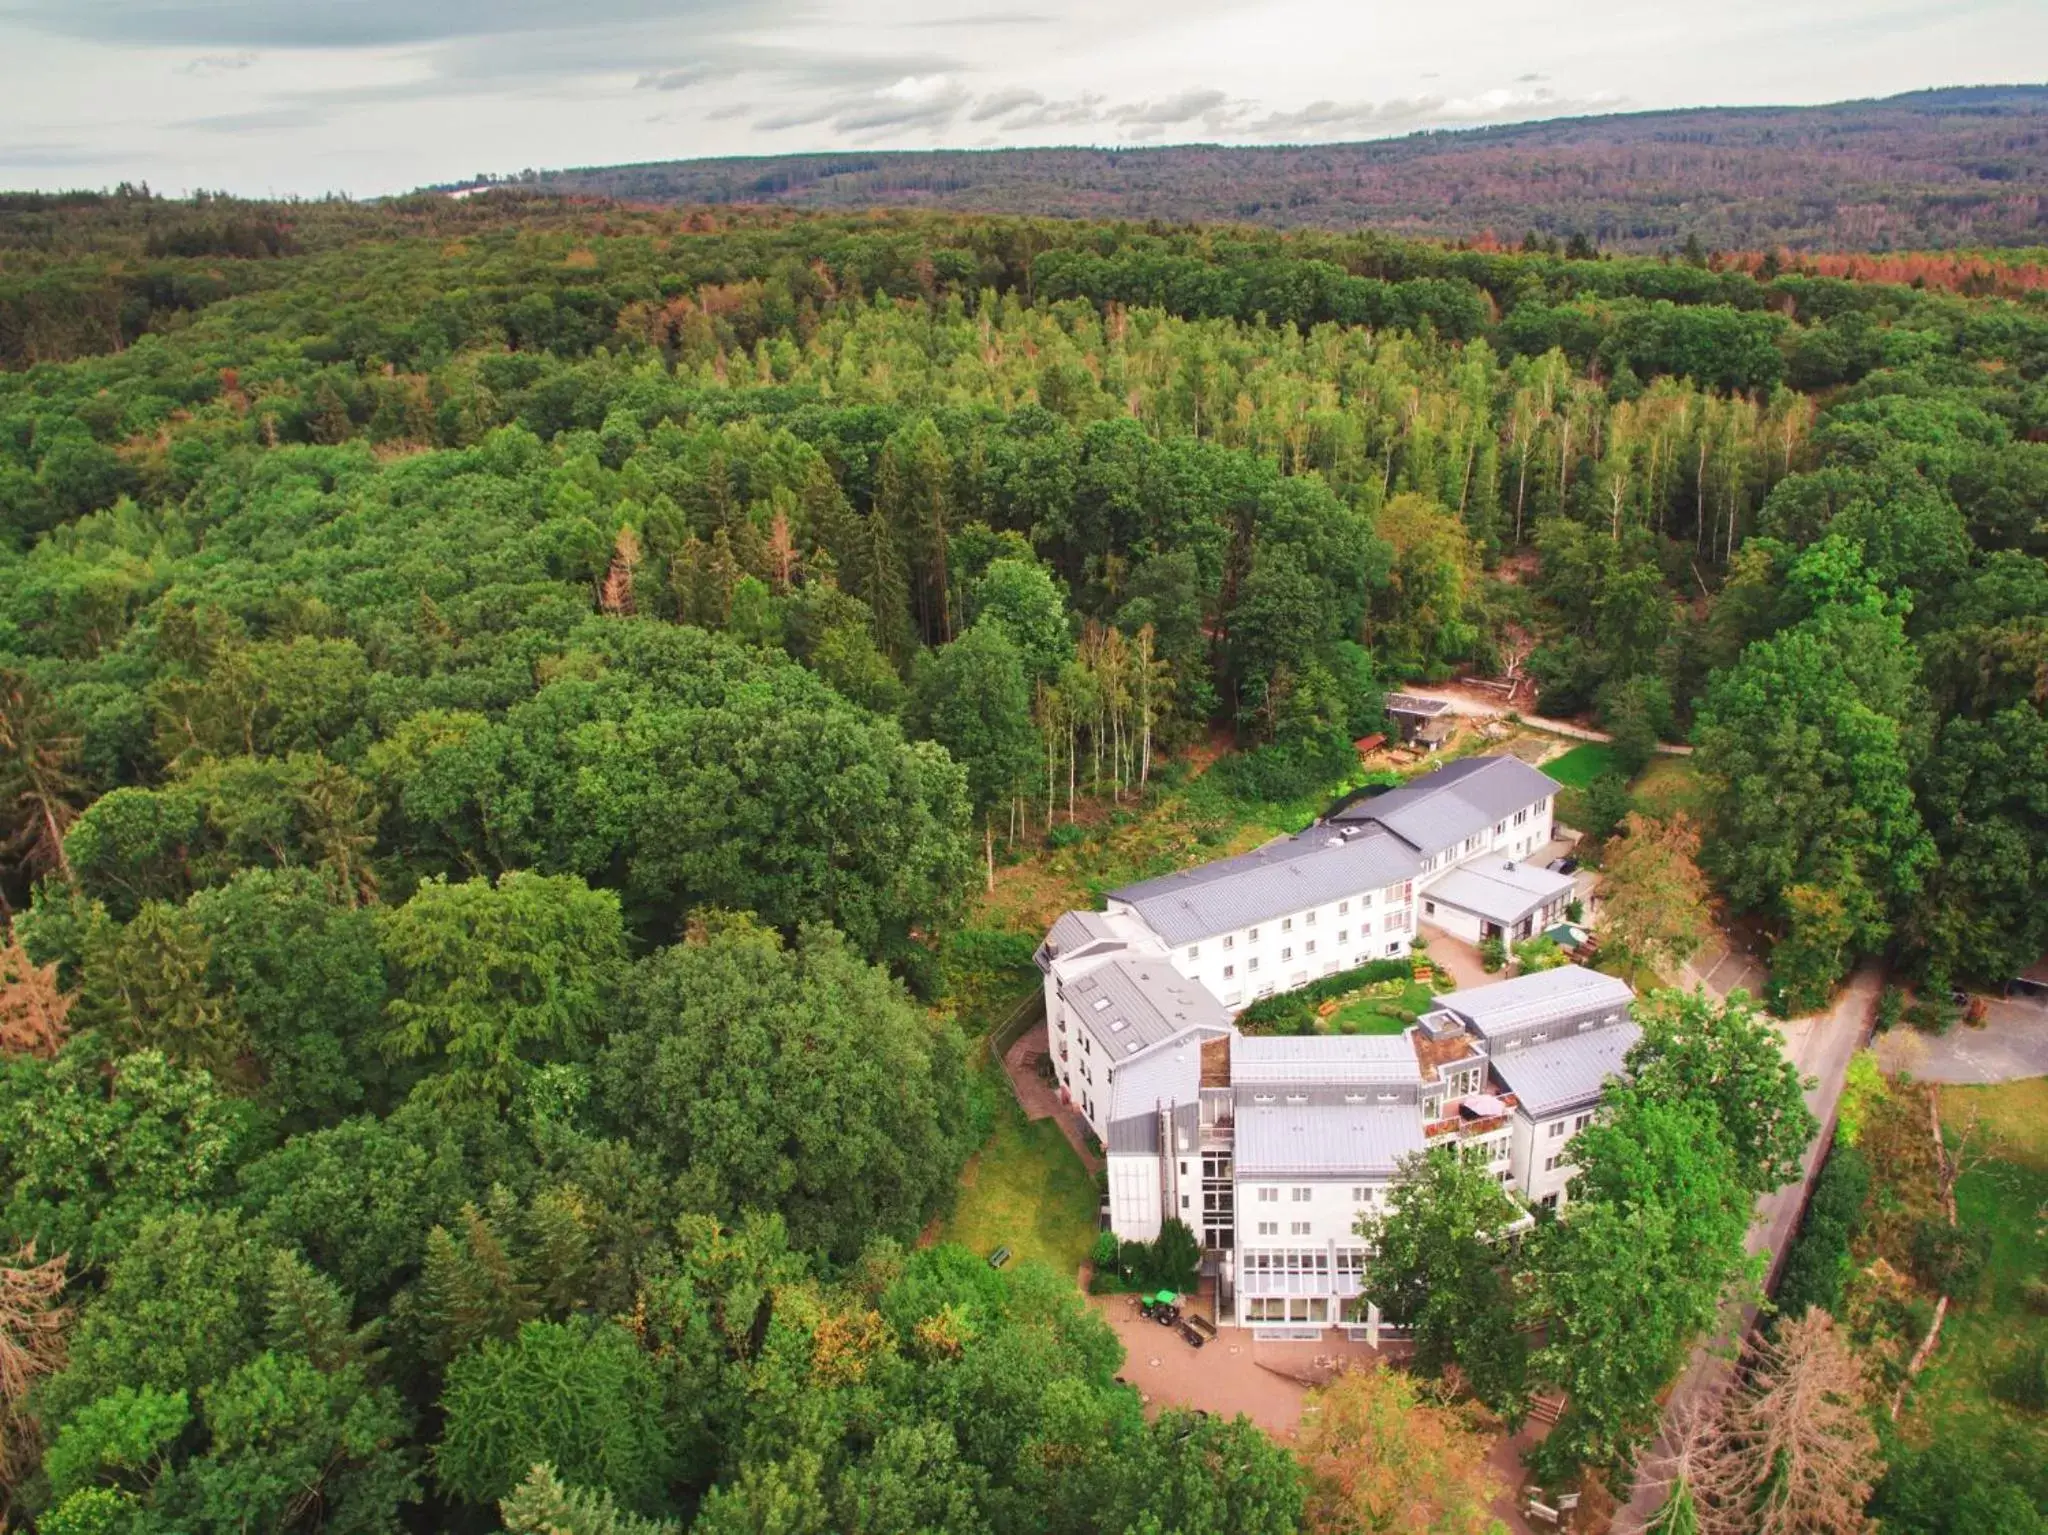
[1,0,2041,196]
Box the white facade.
[1032,758,1623,1338]
[1112,880,1418,1011]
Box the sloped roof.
[1385,692,1454,717]
[1231,1034,1422,1087]
[1330,756,1559,857]
[1235,1103,1425,1176]
[1038,910,1129,971]
[1067,958,1232,1060]
[1426,860,1577,924]
[1108,828,1422,946]
[1431,964,1635,1039]
[1489,1022,1642,1117]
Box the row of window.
[1240,1248,1368,1275]
[1187,885,1416,960]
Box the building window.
[1384,911,1409,932]
[1338,900,1350,915]
[1223,964,1235,979]
[1281,946,1292,961]
[1225,990,1242,1005]
[1338,929,1349,944]
[1387,941,1401,956]
[1248,927,1259,941]
[1544,1155,1564,1173]
[1291,1221,1311,1236]
[1573,1113,1593,1133]
[1281,918,1292,932]
[1249,957,1260,972]
[1495,820,1507,837]
[1540,1192,1560,1211]
[1305,910,1316,926]
[1352,1186,1376,1203]
[1257,1186,1279,1202]
[1291,1187,1312,1203]
[1223,935,1234,950]
[1514,808,1528,826]
[1257,1220,1278,1236]
[1187,944,1199,959]
[1549,1121,1566,1138]
[1423,899,1437,916]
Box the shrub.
[2022,1276,2048,1316]
[1089,1229,1120,1270]
[1993,1342,2048,1411]
[1875,986,1904,1033]
[1910,1219,1992,1297]
[1046,821,1088,849]
[1906,993,1959,1036]
[1478,935,1506,972]
[1565,898,1584,925]
[1513,935,1566,973]
[1774,1142,1871,1323]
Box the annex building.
[1035,755,1639,1338]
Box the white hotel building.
[1034,756,1639,1337]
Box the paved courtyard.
[1875,995,2048,1083]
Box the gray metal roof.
[1425,860,1577,924]
[1037,910,1132,973]
[1432,964,1635,1038]
[1108,829,1423,945]
[1235,1103,1425,1176]
[1067,958,1232,1060]
[1111,1034,1209,1124]
[1231,1034,1422,1087]
[1385,692,1454,718]
[1330,756,1558,857]
[1489,1022,1642,1117]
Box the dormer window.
[1091,997,1111,1012]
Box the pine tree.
[500,1462,681,1535]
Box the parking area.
[1876,994,2048,1084]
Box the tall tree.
[377,872,624,1106]
[1622,989,1817,1195]
[910,623,1037,889]
[1599,812,1714,978]
[1359,1148,1528,1416]
[1297,1364,1502,1535]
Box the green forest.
[0,189,2045,1532]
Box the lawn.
[939,1069,1102,1278]
[1541,741,1618,789]
[1326,977,1437,1034]
[1900,1078,2048,1460]
[1631,756,1708,820]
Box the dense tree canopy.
[0,190,2043,1529]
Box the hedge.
[1774,1141,1871,1324]
[1234,957,1421,1036]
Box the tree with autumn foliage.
[1297,1364,1504,1535]
[0,1244,69,1496]
[1599,812,1714,978]
[0,927,73,1058]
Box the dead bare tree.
[1726,1310,1881,1535]
[0,931,72,1060]
[0,1245,70,1496]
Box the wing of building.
[1035,755,1636,1339]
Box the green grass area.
[1327,978,1437,1034]
[939,1068,1102,1278]
[1631,756,1708,821]
[1541,742,1619,789]
[1899,1079,2048,1461]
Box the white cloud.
[0,0,2036,194]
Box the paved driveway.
[1876,996,2048,1083]
[1613,965,1881,1533]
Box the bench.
[987,1246,1012,1269]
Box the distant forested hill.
[526,85,2048,252]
